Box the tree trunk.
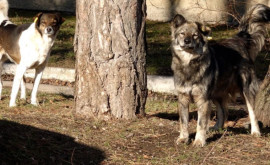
[74,0,147,119]
[255,65,270,126]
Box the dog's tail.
[239,4,270,62]
[0,0,8,23]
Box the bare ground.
[0,89,270,165]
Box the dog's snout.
[184,38,191,44]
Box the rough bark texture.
[74,0,147,119]
[255,65,270,126]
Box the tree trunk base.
[255,65,270,127]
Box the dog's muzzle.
[182,38,194,49]
[45,26,54,35]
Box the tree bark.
[255,65,270,126]
[74,0,147,119]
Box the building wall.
[146,0,270,23]
[8,0,270,23]
[8,0,75,13]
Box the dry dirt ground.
[0,89,270,165]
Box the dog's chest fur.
[171,47,213,95]
[172,45,194,66]
[0,22,54,68]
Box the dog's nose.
[184,38,191,44]
[46,27,53,34]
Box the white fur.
[173,45,194,66]
[9,23,55,107]
[243,93,261,136]
[0,0,8,22]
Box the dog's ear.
[196,22,211,36]
[34,12,43,25]
[59,16,65,25]
[171,14,186,28]
[56,13,65,25]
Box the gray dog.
[171,4,270,147]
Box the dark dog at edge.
[171,4,270,146]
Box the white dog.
[0,0,64,106]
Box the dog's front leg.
[31,65,45,106]
[9,65,27,107]
[193,97,211,147]
[176,94,190,145]
[20,76,26,100]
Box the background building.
[8,0,270,24]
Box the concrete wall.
[147,0,270,23]
[8,0,75,13]
[146,0,228,23]
[8,0,270,23]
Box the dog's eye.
[193,34,198,38]
[180,32,185,36]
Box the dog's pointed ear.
[196,22,211,36]
[172,14,186,28]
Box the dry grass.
[1,89,270,164]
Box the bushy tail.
[239,4,270,62]
[0,0,8,23]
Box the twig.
[148,0,165,9]
[201,118,239,165]
[71,147,76,165]
[194,0,241,23]
[201,129,227,165]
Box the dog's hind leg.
[193,96,211,147]
[0,60,3,100]
[243,91,261,136]
[242,72,261,136]
[211,99,228,130]
[30,64,45,106]
[176,94,190,145]
[0,54,7,100]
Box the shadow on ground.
[152,108,249,122]
[151,108,270,143]
[0,120,105,164]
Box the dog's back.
[0,22,32,63]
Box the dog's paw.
[209,126,219,132]
[193,139,206,147]
[251,131,261,137]
[31,102,40,106]
[176,137,189,145]
[31,98,40,106]
[209,126,224,133]
[9,102,17,107]
[20,96,26,100]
